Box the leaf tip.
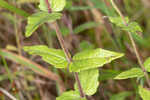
[25,32,31,38]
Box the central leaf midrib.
[73,56,116,61]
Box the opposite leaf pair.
[25,0,66,37]
[109,16,150,100]
[24,45,124,72]
[24,45,124,99]
[109,16,142,35]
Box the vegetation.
[0,0,150,100]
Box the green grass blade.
[0,0,29,17]
[1,55,13,83]
[0,49,58,81]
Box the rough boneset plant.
[108,0,150,100]
[23,0,124,99]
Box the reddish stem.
[45,0,52,13]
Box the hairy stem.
[53,22,85,97]
[62,14,94,100]
[110,0,150,87]
[44,0,85,98]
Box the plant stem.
[13,1,22,55]
[110,0,127,25]
[44,0,85,98]
[53,22,85,98]
[45,0,51,13]
[62,14,95,100]
[110,0,150,87]
[14,19,22,55]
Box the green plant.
[0,0,29,17]
[108,0,150,100]
[23,0,124,99]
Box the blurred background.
[0,0,150,100]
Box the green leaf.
[131,32,149,48]
[79,41,95,51]
[74,69,99,95]
[0,0,29,17]
[109,17,129,27]
[70,48,124,72]
[39,0,66,12]
[50,26,70,36]
[109,17,143,34]
[110,91,132,100]
[91,0,116,16]
[69,6,98,11]
[1,12,16,24]
[74,22,100,34]
[23,45,68,68]
[114,68,144,79]
[25,12,61,37]
[56,91,86,100]
[124,22,143,33]
[99,69,121,81]
[139,85,150,100]
[144,57,150,72]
